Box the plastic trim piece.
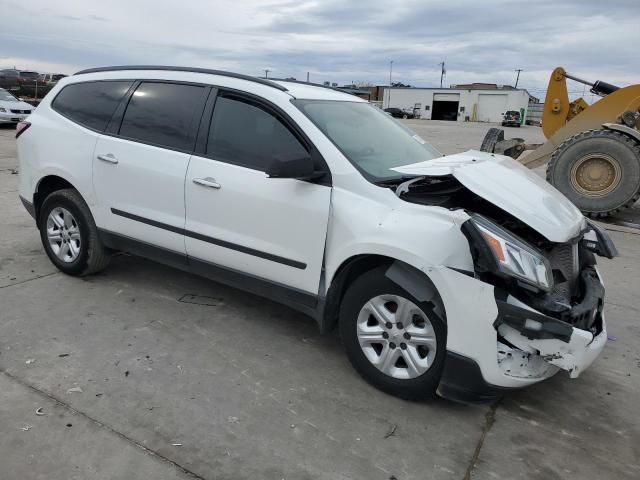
[110,208,307,270]
[437,351,512,404]
[20,195,36,220]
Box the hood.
[0,99,33,111]
[392,150,585,243]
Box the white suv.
[17,66,617,403]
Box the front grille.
[10,109,31,114]
[546,242,579,299]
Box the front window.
[294,100,440,181]
[0,89,18,101]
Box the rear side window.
[119,82,205,151]
[52,81,133,131]
[207,95,308,171]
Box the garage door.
[477,94,508,122]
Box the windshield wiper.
[394,176,427,197]
[374,175,420,187]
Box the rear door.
[184,90,331,297]
[92,81,208,254]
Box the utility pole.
[514,69,523,88]
[264,69,270,79]
[387,60,393,108]
[438,62,446,88]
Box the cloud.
[0,0,638,95]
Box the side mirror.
[266,154,320,180]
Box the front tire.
[38,188,110,276]
[339,267,446,400]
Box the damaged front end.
[461,213,615,379]
[389,150,618,400]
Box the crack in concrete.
[1,369,206,480]
[0,271,60,289]
[463,400,501,480]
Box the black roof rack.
[73,65,289,92]
[270,77,354,95]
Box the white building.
[382,85,533,123]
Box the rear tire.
[38,189,110,276]
[546,129,640,217]
[339,267,446,400]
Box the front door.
[184,92,331,296]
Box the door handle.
[193,177,221,189]
[97,153,118,164]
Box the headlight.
[0,107,6,112]
[463,214,553,292]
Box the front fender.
[324,188,473,292]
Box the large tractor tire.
[546,129,640,218]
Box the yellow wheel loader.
[480,67,640,217]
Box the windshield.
[0,89,18,101]
[20,71,39,78]
[293,100,441,181]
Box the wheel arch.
[320,254,446,333]
[33,174,79,223]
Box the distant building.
[337,85,373,100]
[378,84,536,123]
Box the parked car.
[0,88,34,124]
[39,73,67,85]
[502,110,521,127]
[0,69,21,92]
[14,70,48,97]
[384,107,414,119]
[17,66,616,403]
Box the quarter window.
[119,82,205,151]
[52,81,133,131]
[207,95,308,171]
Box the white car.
[16,66,617,403]
[0,88,33,123]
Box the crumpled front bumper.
[427,266,607,403]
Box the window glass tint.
[52,81,132,131]
[207,95,308,170]
[119,82,204,151]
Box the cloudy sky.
[1,0,638,97]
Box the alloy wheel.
[46,207,81,263]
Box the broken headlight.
[463,214,553,292]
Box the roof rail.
[270,77,353,95]
[74,65,289,92]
